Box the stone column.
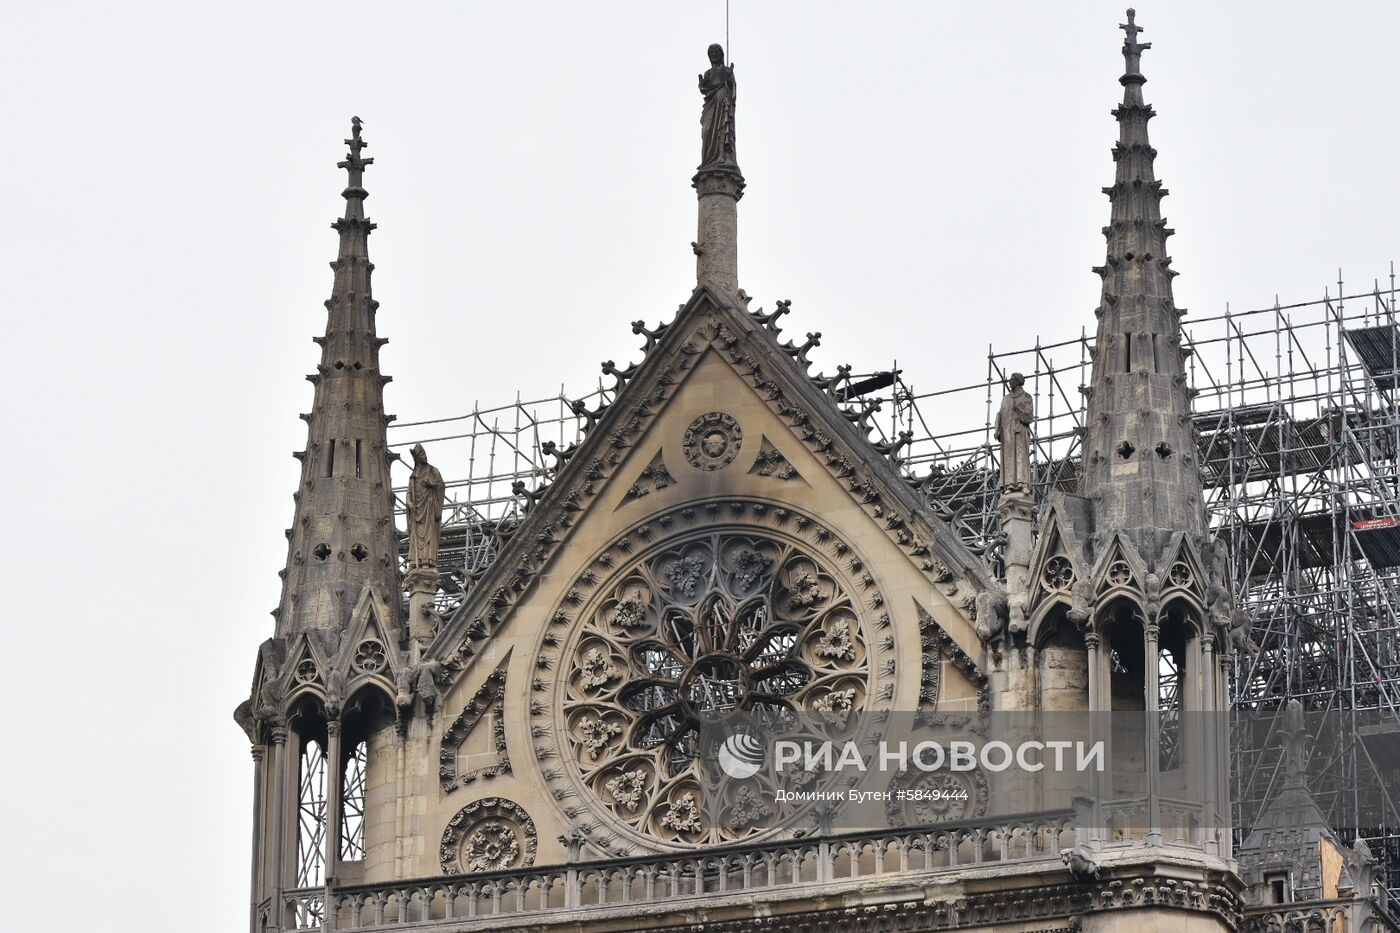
[403,567,441,647]
[323,720,343,928]
[562,830,585,908]
[268,725,290,933]
[249,744,266,933]
[1218,653,1233,859]
[692,166,744,296]
[1200,633,1219,856]
[1084,631,1105,850]
[1144,619,1163,846]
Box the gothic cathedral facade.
[238,13,1263,933]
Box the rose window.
[555,530,871,846]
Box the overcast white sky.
[4,2,1397,928]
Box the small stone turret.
[274,117,400,637]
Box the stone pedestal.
[402,566,441,646]
[692,165,745,295]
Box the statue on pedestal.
[996,372,1034,493]
[699,43,737,167]
[406,443,445,570]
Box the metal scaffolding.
[387,386,609,617]
[878,268,1400,892]
[389,269,1400,891]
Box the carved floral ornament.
[534,515,895,851]
[439,797,538,875]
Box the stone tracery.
[543,524,878,847]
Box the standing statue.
[406,443,445,570]
[996,372,1034,492]
[699,43,737,167]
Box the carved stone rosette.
[883,763,990,826]
[439,797,538,875]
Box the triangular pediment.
[428,286,996,687]
[1025,496,1092,616]
[1090,532,1148,596]
[1161,531,1208,603]
[334,582,401,691]
[282,635,326,696]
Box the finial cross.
[1120,9,1143,46]
[1119,8,1151,73]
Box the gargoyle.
[1062,847,1101,881]
[974,589,1009,643]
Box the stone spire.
[274,117,400,636]
[1079,9,1205,539]
[693,42,744,297]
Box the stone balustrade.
[1240,902,1355,933]
[277,810,1077,931]
[1098,796,1214,848]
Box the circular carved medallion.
[439,797,538,875]
[884,765,989,826]
[683,411,742,472]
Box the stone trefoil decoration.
[995,372,1034,493]
[726,785,773,831]
[577,716,623,760]
[604,768,648,812]
[683,411,742,472]
[545,526,878,847]
[439,797,538,875]
[698,43,737,168]
[662,792,705,833]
